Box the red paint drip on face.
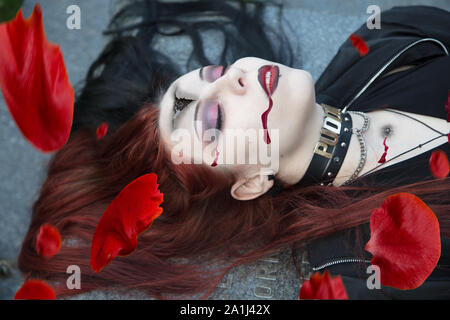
[261,95,273,144]
[211,145,220,167]
[378,136,389,163]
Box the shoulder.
[315,6,450,107]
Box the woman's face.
[159,57,316,200]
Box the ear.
[230,171,274,201]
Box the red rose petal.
[90,173,164,272]
[429,150,450,179]
[35,223,61,259]
[0,4,74,152]
[299,270,348,300]
[14,280,56,300]
[365,192,441,290]
[96,122,109,140]
[349,33,369,56]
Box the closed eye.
[173,94,194,121]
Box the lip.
[258,65,279,96]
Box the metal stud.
[333,156,340,163]
[340,142,346,148]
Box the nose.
[222,66,247,96]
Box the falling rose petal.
[0,4,74,152]
[365,192,441,290]
[35,223,61,259]
[429,150,450,179]
[299,270,348,300]
[96,122,109,140]
[14,280,56,300]
[349,33,369,56]
[90,173,164,273]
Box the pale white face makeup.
[158,57,318,200]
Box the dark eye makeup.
[172,64,230,132]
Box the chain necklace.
[341,108,448,186]
[341,111,370,185]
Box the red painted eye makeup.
[195,100,222,141]
[200,65,230,82]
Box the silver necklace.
[341,111,370,186]
[339,109,448,186]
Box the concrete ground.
[1,0,449,300]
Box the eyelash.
[173,95,193,114]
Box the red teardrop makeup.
[258,65,280,144]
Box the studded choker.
[294,103,353,187]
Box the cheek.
[287,70,314,108]
[226,97,264,131]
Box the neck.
[277,102,325,185]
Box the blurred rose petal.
[365,192,441,290]
[36,223,61,259]
[96,122,108,140]
[299,270,348,300]
[429,150,450,179]
[0,4,74,152]
[90,173,164,272]
[349,33,369,56]
[14,279,56,300]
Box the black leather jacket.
[306,5,450,299]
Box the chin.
[289,69,315,112]
[269,68,315,156]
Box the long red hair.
[18,103,450,299]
